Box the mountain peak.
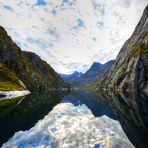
[60,71,83,79]
[92,62,101,66]
[73,71,82,75]
[89,62,102,71]
[0,26,7,34]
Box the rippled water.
[0,90,148,147]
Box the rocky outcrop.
[99,5,148,93]
[136,50,148,93]
[0,26,70,92]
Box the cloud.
[61,0,75,7]
[46,27,59,39]
[92,37,97,42]
[92,1,105,15]
[96,21,104,29]
[51,9,57,16]
[72,18,85,30]
[122,0,132,7]
[76,19,85,28]
[0,0,147,74]
[26,37,54,49]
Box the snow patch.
[0,90,30,100]
[2,103,134,148]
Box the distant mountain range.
[60,71,83,79]
[61,60,114,89]
[0,26,69,92]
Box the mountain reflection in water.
[0,90,147,147]
[0,91,67,146]
[101,90,148,148]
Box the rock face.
[0,26,69,92]
[61,60,114,89]
[99,5,148,93]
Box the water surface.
[0,90,147,147]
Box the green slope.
[0,63,26,91]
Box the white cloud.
[0,0,147,74]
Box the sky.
[0,0,147,74]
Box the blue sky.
[35,0,46,6]
[0,0,147,74]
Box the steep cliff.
[0,26,69,92]
[100,5,148,93]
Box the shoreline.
[0,90,30,100]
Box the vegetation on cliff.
[0,63,26,91]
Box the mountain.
[60,71,82,79]
[81,62,104,78]
[0,63,26,91]
[77,60,114,89]
[62,60,114,89]
[80,61,114,80]
[60,71,83,87]
[99,5,148,93]
[0,26,69,92]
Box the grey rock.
[99,5,148,93]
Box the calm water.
[0,90,148,147]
